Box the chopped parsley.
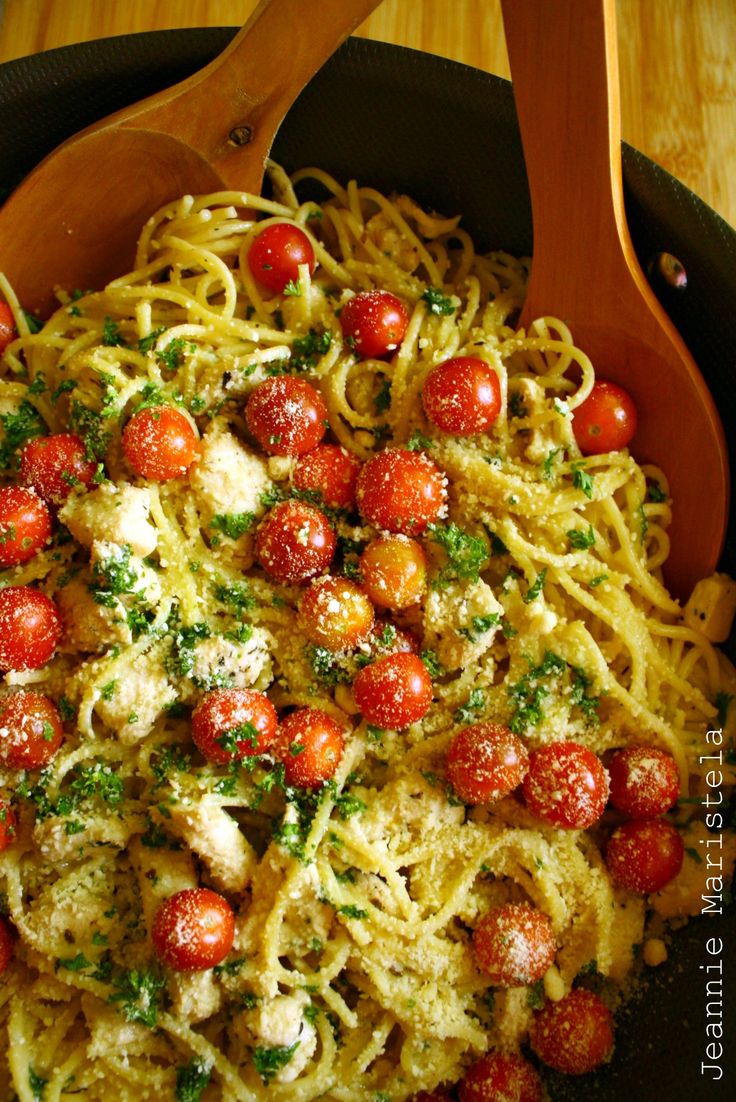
[68,400,112,461]
[308,645,349,686]
[102,317,125,347]
[156,338,197,373]
[647,480,667,502]
[458,613,500,641]
[29,1068,48,1101]
[175,1059,212,1102]
[420,648,444,678]
[56,952,92,972]
[421,286,455,315]
[337,903,368,919]
[209,512,255,540]
[137,327,167,353]
[454,688,486,724]
[508,391,529,419]
[567,524,596,550]
[213,581,256,613]
[508,651,566,734]
[90,543,137,599]
[283,279,302,296]
[541,446,561,480]
[290,327,332,371]
[373,377,392,413]
[0,400,46,469]
[427,522,489,588]
[406,429,434,451]
[522,568,547,603]
[571,461,594,498]
[252,1043,300,1085]
[108,968,166,1027]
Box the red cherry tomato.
[20,433,98,502]
[352,651,432,729]
[360,535,427,610]
[473,902,556,987]
[607,745,680,818]
[247,222,316,293]
[191,688,277,765]
[0,800,16,851]
[340,290,409,359]
[0,690,64,770]
[523,741,609,829]
[446,722,529,804]
[606,817,684,893]
[572,379,638,455]
[0,302,17,354]
[255,500,336,583]
[152,887,234,971]
[422,356,502,436]
[298,575,374,651]
[531,988,614,1075]
[293,444,361,509]
[0,916,14,973]
[0,587,61,671]
[245,376,328,457]
[356,448,446,535]
[122,405,199,481]
[0,487,52,566]
[459,1052,544,1102]
[275,708,344,788]
[366,621,419,659]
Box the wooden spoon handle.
[108,0,381,191]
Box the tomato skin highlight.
[446,722,529,804]
[572,379,637,455]
[247,222,316,293]
[352,651,433,729]
[122,405,199,481]
[255,500,336,583]
[245,376,328,457]
[607,744,680,817]
[523,740,609,829]
[0,800,16,851]
[0,690,64,769]
[422,356,502,436]
[356,448,446,535]
[606,817,684,893]
[459,1051,544,1102]
[0,587,62,671]
[531,988,614,1075]
[0,302,17,354]
[340,290,409,360]
[191,689,277,765]
[275,708,344,787]
[293,444,361,509]
[0,916,14,974]
[473,902,556,987]
[360,534,427,610]
[152,887,235,972]
[0,486,52,566]
[298,575,374,651]
[20,433,98,502]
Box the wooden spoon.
[500,0,729,599]
[0,0,379,317]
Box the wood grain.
[0,0,733,228]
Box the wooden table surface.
[0,0,734,228]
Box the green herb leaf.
[175,1058,212,1102]
[427,522,489,588]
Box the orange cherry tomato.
[340,290,409,360]
[446,723,529,804]
[0,486,52,566]
[0,916,14,974]
[0,800,16,851]
[360,534,427,610]
[0,690,64,770]
[20,433,98,502]
[293,444,362,509]
[523,741,609,829]
[191,688,277,765]
[422,356,502,436]
[275,708,344,788]
[152,887,235,971]
[247,222,316,293]
[352,651,432,729]
[459,1052,543,1102]
[0,302,17,354]
[606,818,684,893]
[607,745,680,818]
[122,405,199,481]
[255,500,336,583]
[473,902,556,987]
[0,587,61,671]
[298,575,374,651]
[245,376,328,457]
[531,988,614,1075]
[356,448,446,535]
[572,379,637,455]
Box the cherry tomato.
[0,587,61,671]
[422,356,502,436]
[352,651,432,729]
[446,723,529,804]
[20,433,98,502]
[191,688,277,765]
[299,575,374,651]
[459,1052,544,1102]
[0,487,52,566]
[0,302,17,354]
[607,745,680,818]
[152,887,234,971]
[245,376,328,457]
[367,621,419,658]
[275,708,344,787]
[0,916,14,974]
[122,405,199,481]
[0,690,64,770]
[410,1093,451,1102]
[0,800,16,851]
[531,988,614,1075]
[606,817,684,893]
[572,379,637,455]
[255,500,336,583]
[356,448,446,535]
[473,902,556,987]
[293,444,361,509]
[523,741,609,829]
[247,222,316,293]
[340,290,409,359]
[360,535,427,610]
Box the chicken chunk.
[60,481,157,557]
[166,798,257,893]
[423,578,503,671]
[190,421,272,525]
[56,577,132,654]
[94,650,177,743]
